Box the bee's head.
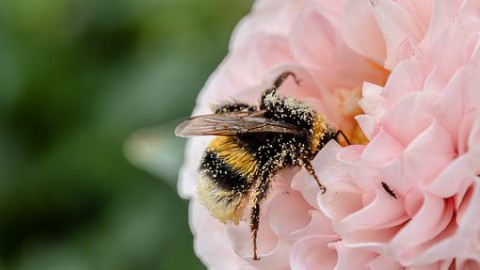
[260,89,338,156]
[260,90,316,131]
[260,89,280,110]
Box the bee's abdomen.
[197,137,258,224]
[200,151,251,192]
[205,136,258,183]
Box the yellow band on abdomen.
[207,137,258,179]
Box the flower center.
[335,60,390,145]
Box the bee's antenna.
[271,71,300,91]
[335,130,351,145]
[262,71,301,106]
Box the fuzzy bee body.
[176,72,341,260]
[197,136,257,224]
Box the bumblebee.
[176,72,349,260]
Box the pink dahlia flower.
[178,0,480,269]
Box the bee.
[175,71,350,260]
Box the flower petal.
[289,235,338,270]
[338,187,407,234]
[390,193,454,263]
[290,6,338,68]
[332,241,378,270]
[341,0,386,62]
[267,189,312,237]
[369,0,423,69]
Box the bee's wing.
[175,110,301,137]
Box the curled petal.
[369,0,423,69]
[342,0,386,62]
[338,187,407,234]
[366,255,403,270]
[290,6,338,69]
[332,241,378,270]
[426,146,480,199]
[289,235,339,270]
[382,60,423,105]
[411,179,480,266]
[267,189,312,237]
[390,193,454,263]
[382,92,433,146]
[191,202,255,270]
[404,121,456,188]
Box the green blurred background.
[0,0,253,269]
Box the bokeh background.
[0,0,253,269]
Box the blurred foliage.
[0,0,253,269]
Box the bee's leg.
[249,169,275,260]
[304,161,326,194]
[334,130,351,145]
[250,202,261,261]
